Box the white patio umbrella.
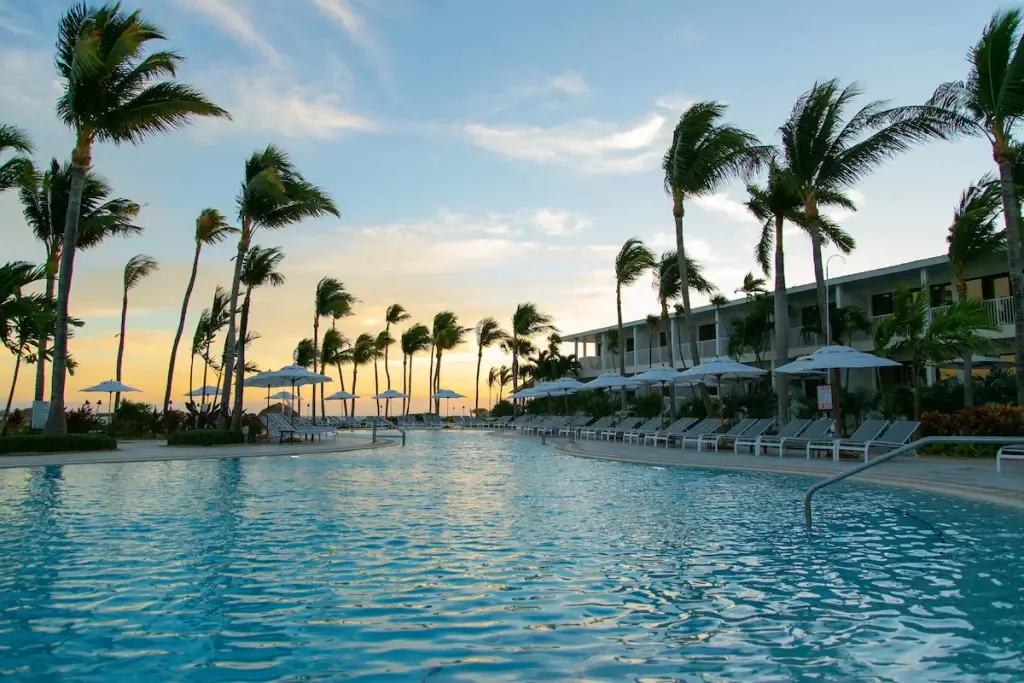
[676,357,767,428]
[939,354,1013,369]
[580,372,642,417]
[542,377,586,412]
[185,386,220,398]
[257,365,332,424]
[82,380,139,425]
[431,388,465,416]
[631,364,683,427]
[269,391,298,400]
[245,371,292,410]
[324,390,359,419]
[373,389,408,417]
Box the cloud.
[181,0,283,64]
[531,209,590,236]
[469,71,591,116]
[692,193,755,224]
[464,111,670,174]
[347,207,591,240]
[307,0,389,78]
[0,0,36,37]
[823,188,866,222]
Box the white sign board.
[816,385,833,411]
[31,401,49,430]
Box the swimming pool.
[1,432,1021,681]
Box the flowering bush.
[918,405,1024,456]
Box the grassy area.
[0,434,117,455]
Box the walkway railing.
[371,418,406,446]
[803,435,1024,527]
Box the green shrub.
[490,400,514,417]
[0,434,117,455]
[918,405,1024,457]
[167,429,244,446]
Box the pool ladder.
[804,436,1024,528]
[371,418,407,446]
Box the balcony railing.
[870,296,1015,329]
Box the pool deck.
[0,434,390,469]
[490,431,1024,509]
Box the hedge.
[0,434,117,455]
[918,405,1024,457]
[167,429,244,446]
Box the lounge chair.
[830,419,921,461]
[601,417,644,441]
[537,416,570,435]
[625,416,686,444]
[579,416,616,440]
[643,417,699,446]
[997,444,1024,472]
[695,418,755,451]
[676,419,723,449]
[806,419,889,460]
[733,418,810,455]
[522,417,553,435]
[264,413,337,443]
[620,417,664,444]
[558,415,595,437]
[509,415,538,431]
[707,418,774,452]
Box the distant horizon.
[0,0,1002,414]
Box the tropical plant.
[486,366,499,408]
[311,277,352,423]
[320,327,351,416]
[497,365,512,402]
[383,304,410,398]
[0,123,32,194]
[162,208,234,413]
[45,2,228,436]
[431,312,471,414]
[113,255,158,409]
[190,309,211,401]
[507,303,557,410]
[614,238,655,400]
[474,317,509,411]
[726,293,773,364]
[293,337,315,418]
[644,314,660,368]
[220,146,338,431]
[236,246,286,406]
[20,158,142,402]
[373,330,393,416]
[349,333,376,416]
[2,262,45,432]
[709,293,729,358]
[197,288,230,407]
[735,272,767,299]
[947,177,1005,406]
[874,283,999,417]
[924,9,1024,401]
[400,323,430,415]
[663,101,769,408]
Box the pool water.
[1,433,1022,682]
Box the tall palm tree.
[947,177,1005,406]
[614,238,655,396]
[663,102,769,409]
[430,312,470,414]
[2,262,44,432]
[221,146,338,431]
[373,330,393,416]
[383,304,410,398]
[0,123,32,194]
[474,317,508,411]
[350,333,376,416]
[486,366,499,409]
[924,10,1024,400]
[163,208,235,413]
[293,338,315,419]
[189,309,211,401]
[324,291,357,417]
[237,246,286,401]
[200,287,230,408]
[655,251,717,369]
[644,314,660,368]
[497,365,512,402]
[507,303,557,413]
[875,284,999,417]
[400,323,430,415]
[20,158,142,402]
[114,255,158,410]
[311,277,351,424]
[319,328,350,417]
[46,2,229,436]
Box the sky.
[0,0,1004,414]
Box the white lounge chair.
[733,418,810,455]
[806,420,889,460]
[706,418,774,452]
[680,420,725,449]
[829,420,921,461]
[695,418,756,451]
[997,444,1024,472]
[620,417,665,444]
[579,416,616,440]
[601,417,644,441]
[643,417,699,447]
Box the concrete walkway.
[0,435,389,469]
[535,435,1024,509]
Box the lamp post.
[824,254,847,344]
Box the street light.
[824,254,847,344]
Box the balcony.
[869,296,1015,329]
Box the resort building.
[562,252,1017,393]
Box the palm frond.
[123,254,158,290]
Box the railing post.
[372,422,377,443]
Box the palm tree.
[2,262,44,431]
[497,365,512,402]
[311,277,351,424]
[383,304,410,399]
[20,158,142,402]
[163,208,235,413]
[655,251,717,369]
[474,317,509,411]
[875,283,999,417]
[0,123,32,194]
[200,287,230,408]
[46,2,229,436]
[924,10,1024,400]
[319,328,350,417]
[324,290,357,417]
[486,366,499,409]
[735,272,767,299]
[293,338,315,419]
[350,333,376,416]
[709,293,729,357]
[644,314,660,368]
[400,323,430,415]
[663,102,769,409]
[221,146,339,431]
[431,312,471,414]
[373,330,393,416]
[507,303,557,413]
[614,238,655,399]
[946,177,1005,406]
[114,255,158,410]
[237,246,286,402]
[189,309,211,401]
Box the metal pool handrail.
[803,435,1024,528]
[371,418,406,446]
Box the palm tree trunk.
[189,352,195,400]
[201,342,211,408]
[616,285,627,410]
[3,353,23,435]
[434,352,442,415]
[474,348,483,412]
[164,242,202,414]
[773,215,790,422]
[44,147,90,438]
[511,339,519,418]
[427,342,435,410]
[114,291,129,411]
[319,354,327,420]
[402,355,408,415]
[807,204,844,435]
[374,357,380,416]
[954,278,975,407]
[232,287,253,424]
[34,272,56,401]
[334,363,346,417]
[312,316,319,425]
[351,366,358,417]
[673,200,712,414]
[221,225,251,430]
[408,354,415,415]
[384,323,393,393]
[911,363,922,418]
[995,154,1024,406]
[661,299,677,411]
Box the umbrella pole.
[831,368,844,438]
[716,374,725,431]
[107,391,112,433]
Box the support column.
[715,311,722,357]
[669,315,678,367]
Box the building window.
[930,283,952,307]
[596,342,602,357]
[966,274,1011,300]
[800,306,818,328]
[871,293,894,317]
[625,338,635,353]
[698,323,716,341]
[659,332,668,347]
